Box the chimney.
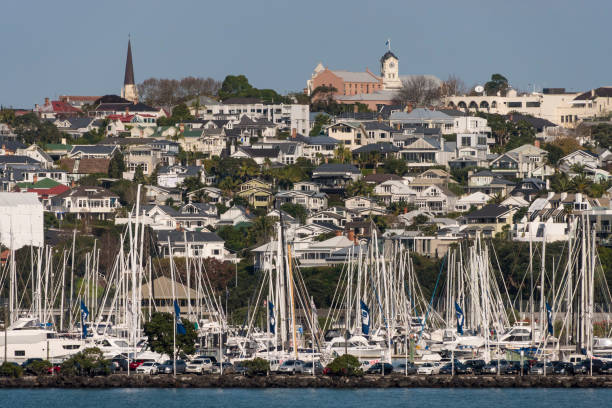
[61,137,66,145]
[404,207,408,214]
[291,128,297,138]
[353,104,359,113]
[406,103,413,113]
[245,207,250,215]
[125,106,130,115]
[377,115,383,123]
[71,180,75,188]
[176,222,182,231]
[347,230,355,242]
[335,230,342,237]
[534,140,540,148]
[179,123,185,133]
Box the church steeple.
[124,39,135,86]
[121,38,138,103]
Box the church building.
[306,46,440,110]
[121,39,139,103]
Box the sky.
[2,0,612,107]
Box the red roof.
[51,100,81,114]
[27,184,70,199]
[108,114,134,123]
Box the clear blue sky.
[2,0,611,108]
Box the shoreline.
[1,374,612,389]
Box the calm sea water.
[0,388,610,408]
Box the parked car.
[481,360,510,375]
[195,355,218,364]
[277,360,305,374]
[553,362,575,375]
[135,361,159,375]
[185,358,214,374]
[529,362,554,375]
[599,362,612,375]
[439,362,472,375]
[576,359,604,375]
[129,359,154,371]
[394,362,417,375]
[302,361,324,375]
[46,365,61,375]
[366,363,394,375]
[464,359,486,375]
[233,361,248,376]
[111,356,130,372]
[211,362,234,374]
[417,362,441,375]
[158,360,187,374]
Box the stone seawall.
[1,374,612,388]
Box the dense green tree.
[60,347,111,377]
[484,73,509,96]
[107,150,126,178]
[280,203,308,223]
[345,179,373,197]
[309,113,332,136]
[132,165,146,184]
[543,143,564,165]
[382,158,409,176]
[144,312,198,358]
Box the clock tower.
[380,50,402,90]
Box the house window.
[15,350,25,357]
[508,102,522,108]
[213,249,220,255]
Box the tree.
[280,203,308,224]
[484,74,509,96]
[138,76,221,108]
[60,347,111,377]
[309,113,332,136]
[543,143,564,165]
[325,354,363,376]
[345,179,373,197]
[439,74,466,97]
[107,150,126,178]
[383,158,409,176]
[333,144,352,164]
[144,312,198,358]
[392,75,441,106]
[181,174,204,192]
[170,103,193,122]
[132,165,146,184]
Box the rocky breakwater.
[1,374,612,388]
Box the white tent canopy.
[0,192,44,249]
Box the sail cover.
[0,192,44,249]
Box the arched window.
[469,101,478,109]
[457,101,467,109]
[479,101,489,109]
[491,101,497,108]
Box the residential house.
[490,143,548,178]
[275,189,328,212]
[15,178,70,208]
[454,192,492,212]
[16,145,54,168]
[186,187,226,205]
[156,230,226,261]
[217,205,254,227]
[467,170,516,197]
[231,146,280,165]
[373,180,417,205]
[389,108,455,134]
[312,163,361,192]
[68,145,119,159]
[237,182,274,209]
[344,196,383,212]
[511,178,547,201]
[295,135,338,162]
[53,117,101,138]
[123,145,172,178]
[459,204,516,237]
[157,165,207,188]
[325,121,364,149]
[144,185,182,205]
[50,186,120,220]
[414,184,457,214]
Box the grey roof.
[237,147,279,158]
[390,108,453,122]
[464,204,512,219]
[156,230,224,244]
[158,165,201,176]
[330,70,380,83]
[57,117,96,130]
[353,143,399,154]
[0,140,26,151]
[295,135,339,146]
[0,155,41,165]
[70,145,118,156]
[363,121,394,131]
[313,163,361,174]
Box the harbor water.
[1,388,610,408]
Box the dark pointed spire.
[124,39,135,86]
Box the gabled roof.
[59,158,110,174]
[69,145,118,156]
[352,143,399,154]
[574,87,612,101]
[363,173,403,184]
[329,70,380,83]
[313,163,361,174]
[235,147,280,158]
[464,204,512,219]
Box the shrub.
[0,362,23,378]
[26,360,52,376]
[60,347,111,377]
[325,354,362,376]
[242,357,269,376]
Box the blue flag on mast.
[80,300,89,339]
[174,300,186,335]
[546,302,553,335]
[360,300,370,336]
[455,302,464,335]
[268,301,275,334]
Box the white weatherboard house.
[0,192,44,249]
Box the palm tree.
[571,173,589,193]
[334,144,352,164]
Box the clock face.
[388,62,395,68]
